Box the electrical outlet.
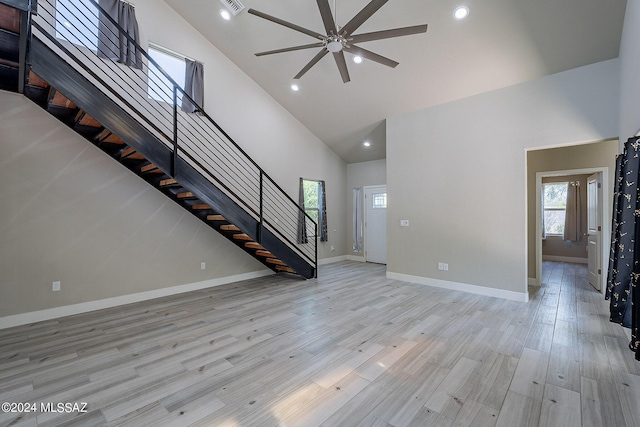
[438,263,449,271]
[400,220,409,227]
[201,262,206,270]
[52,281,61,291]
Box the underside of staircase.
[0,0,316,279]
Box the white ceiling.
[164,0,627,163]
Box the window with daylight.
[543,182,568,236]
[372,192,387,209]
[298,178,328,242]
[147,44,186,104]
[55,0,100,51]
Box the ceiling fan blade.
[333,51,350,83]
[344,45,398,68]
[317,0,337,35]
[248,9,325,40]
[349,24,428,43]
[294,48,329,79]
[340,0,389,37]
[256,42,325,56]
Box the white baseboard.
[387,271,529,302]
[528,278,540,287]
[0,269,274,330]
[318,255,348,265]
[347,255,365,262]
[542,255,588,264]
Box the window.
[372,192,387,209]
[299,178,327,242]
[147,45,186,104]
[55,0,99,51]
[302,179,321,225]
[543,182,568,236]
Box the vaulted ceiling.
[164,0,627,163]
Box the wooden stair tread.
[276,266,296,273]
[50,91,76,109]
[191,204,211,210]
[255,250,276,258]
[232,234,252,241]
[244,242,265,250]
[159,178,179,187]
[120,147,145,160]
[266,258,286,266]
[141,163,162,174]
[27,71,48,88]
[207,215,226,221]
[75,112,101,128]
[176,191,196,199]
[96,130,124,145]
[0,5,20,34]
[220,224,240,232]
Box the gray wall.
[527,141,618,277]
[346,160,387,259]
[619,0,640,143]
[386,59,619,296]
[0,92,265,317]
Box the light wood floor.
[1,261,639,426]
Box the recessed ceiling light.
[363,141,371,147]
[220,9,231,20]
[291,84,299,91]
[353,55,363,64]
[454,6,469,20]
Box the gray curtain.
[319,180,328,242]
[353,188,363,252]
[564,181,581,241]
[297,177,308,244]
[97,0,142,69]
[182,59,204,113]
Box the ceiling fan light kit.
[248,0,428,83]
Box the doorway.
[364,185,387,264]
[535,168,609,292]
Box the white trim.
[347,255,366,262]
[318,255,348,265]
[534,167,610,294]
[387,271,529,302]
[542,255,588,264]
[528,278,540,287]
[0,269,274,330]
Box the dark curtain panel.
[319,180,328,242]
[297,177,308,244]
[564,182,581,241]
[182,59,204,113]
[97,0,142,69]
[606,136,640,360]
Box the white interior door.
[365,185,387,264]
[587,173,602,290]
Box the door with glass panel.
[364,185,387,264]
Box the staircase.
[0,0,317,278]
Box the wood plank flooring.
[0,261,638,426]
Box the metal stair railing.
[28,0,317,275]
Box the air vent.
[219,0,245,16]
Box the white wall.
[346,160,387,259]
[386,59,619,299]
[619,0,640,144]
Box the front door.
[587,173,602,290]
[364,185,387,264]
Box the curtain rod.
[148,42,199,63]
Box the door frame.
[535,167,609,292]
[363,184,387,264]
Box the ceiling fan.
[248,0,428,83]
